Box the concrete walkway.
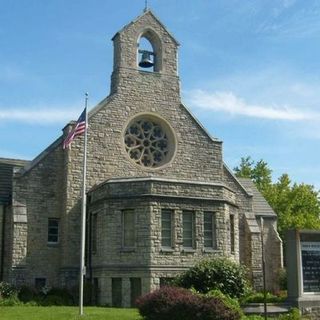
[243,303,292,316]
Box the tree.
[234,157,320,240]
[234,156,272,194]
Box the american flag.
[63,108,87,149]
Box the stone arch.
[137,28,162,72]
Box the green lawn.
[0,306,142,320]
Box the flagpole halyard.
[79,93,88,316]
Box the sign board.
[301,242,320,293]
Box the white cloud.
[257,1,320,38]
[0,107,82,124]
[186,89,320,121]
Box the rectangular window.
[130,278,142,307]
[112,278,122,307]
[230,214,235,254]
[204,212,216,249]
[183,211,194,248]
[92,213,97,253]
[48,218,59,244]
[161,209,173,248]
[122,209,135,248]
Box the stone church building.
[0,10,282,307]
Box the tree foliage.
[234,156,320,240]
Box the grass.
[0,306,142,320]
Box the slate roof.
[237,177,277,217]
[0,158,30,205]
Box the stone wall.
[111,11,179,93]
[303,306,320,319]
[88,177,241,305]
[243,212,263,290]
[9,143,65,287]
[261,218,283,292]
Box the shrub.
[278,308,301,320]
[136,286,242,320]
[0,282,18,299]
[18,285,36,303]
[173,258,250,298]
[205,289,243,316]
[242,291,286,304]
[41,295,67,306]
[18,285,74,306]
[0,296,21,306]
[45,287,74,305]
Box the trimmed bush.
[173,258,249,298]
[136,286,242,320]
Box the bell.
[139,51,154,68]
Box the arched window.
[137,30,162,72]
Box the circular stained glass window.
[124,115,175,168]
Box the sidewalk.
[243,303,292,316]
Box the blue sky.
[1,0,320,189]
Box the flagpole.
[79,93,88,316]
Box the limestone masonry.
[0,10,282,306]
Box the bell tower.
[110,10,180,99]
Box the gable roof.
[237,177,277,217]
[112,9,180,46]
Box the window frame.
[203,211,217,250]
[121,209,136,250]
[47,218,59,245]
[182,210,195,249]
[161,209,173,249]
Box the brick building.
[0,10,282,306]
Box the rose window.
[124,117,173,168]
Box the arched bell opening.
[137,29,162,73]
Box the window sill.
[202,248,219,253]
[182,248,196,253]
[161,248,174,253]
[47,243,59,247]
